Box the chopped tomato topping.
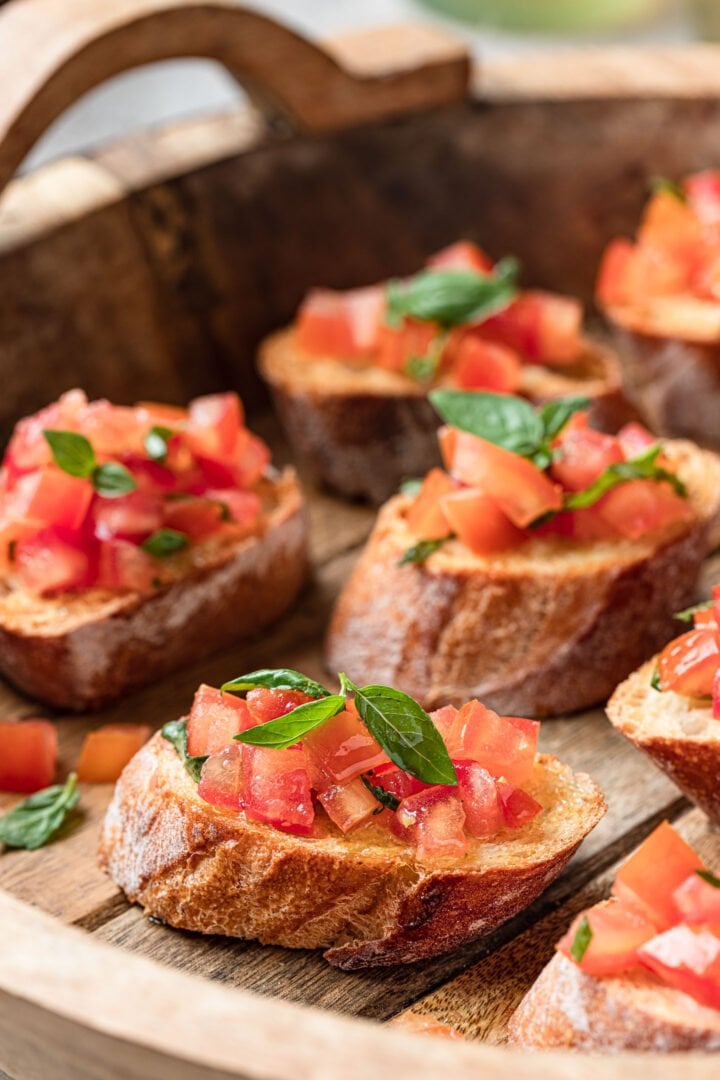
[92,491,164,542]
[449,335,522,393]
[242,745,314,835]
[453,701,539,786]
[0,719,57,793]
[304,707,388,789]
[163,496,228,542]
[594,479,693,540]
[426,241,493,274]
[674,872,720,926]
[13,468,93,532]
[496,781,543,828]
[616,421,658,458]
[296,286,384,356]
[394,786,467,861]
[558,899,657,976]
[198,744,243,810]
[454,762,504,836]
[76,724,151,783]
[612,822,705,930]
[14,527,93,594]
[375,319,438,373]
[440,488,523,554]
[405,469,454,541]
[658,627,719,697]
[245,688,313,725]
[318,776,378,833]
[187,684,252,757]
[551,429,624,492]
[638,926,720,1010]
[479,291,582,365]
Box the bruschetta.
[260,241,632,503]
[598,173,720,450]
[509,822,720,1051]
[607,587,720,824]
[99,668,605,968]
[326,391,720,716]
[0,390,308,710]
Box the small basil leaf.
[0,773,80,851]
[570,915,593,963]
[675,599,714,623]
[405,354,439,383]
[361,774,401,813]
[386,261,518,330]
[650,668,662,692]
[651,176,687,203]
[539,397,590,440]
[234,694,346,749]
[161,718,207,783]
[430,389,544,456]
[93,462,138,498]
[43,430,96,478]
[696,868,720,888]
[564,446,687,510]
[144,425,174,463]
[221,669,330,699]
[346,678,457,787]
[399,536,452,566]
[399,478,423,497]
[141,529,189,557]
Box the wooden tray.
[1,3,720,1077]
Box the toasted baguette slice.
[326,441,720,716]
[508,950,720,1051]
[0,470,308,711]
[607,659,720,825]
[259,328,634,504]
[99,734,605,969]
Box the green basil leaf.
[430,389,544,456]
[570,915,593,963]
[405,354,438,383]
[161,718,207,783]
[539,397,591,440]
[675,599,714,623]
[93,462,138,498]
[564,445,687,509]
[144,425,174,463]
[386,260,518,330]
[696,868,720,888]
[0,773,80,851]
[141,528,189,557]
[399,536,452,566]
[361,774,401,813]
[221,668,330,699]
[399,478,423,497]
[344,677,457,786]
[43,430,96,478]
[234,694,346,749]
[651,176,687,203]
[650,667,662,692]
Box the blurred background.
[6,0,720,173]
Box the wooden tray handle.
[0,0,470,195]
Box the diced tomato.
[233,432,271,489]
[122,455,178,495]
[370,765,428,800]
[394,786,467,861]
[438,425,457,470]
[296,286,384,356]
[76,724,151,783]
[97,540,155,592]
[14,527,93,594]
[453,700,539,786]
[92,491,164,542]
[558,899,657,976]
[5,390,87,476]
[429,704,462,754]
[596,238,637,307]
[318,776,379,832]
[714,666,720,721]
[163,496,226,542]
[187,684,252,757]
[242,744,314,834]
[674,872,720,926]
[304,707,388,789]
[496,782,543,828]
[594,479,693,540]
[551,429,623,492]
[448,430,562,528]
[186,393,242,461]
[693,607,717,629]
[454,761,504,837]
[479,291,582,364]
[245,687,313,725]
[612,821,705,930]
[0,719,57,793]
[616,422,658,458]
[80,400,145,456]
[638,926,720,1010]
[375,319,439,373]
[198,744,243,810]
[658,627,719,697]
[344,285,386,351]
[405,469,454,541]
[135,401,187,429]
[450,335,522,393]
[426,241,493,274]
[684,171,720,230]
[11,468,93,531]
[201,489,261,530]
[440,487,526,555]
[639,191,703,253]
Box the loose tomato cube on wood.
[558,900,657,976]
[426,241,493,274]
[450,335,522,393]
[440,488,523,555]
[658,627,719,697]
[187,684,252,757]
[198,744,243,810]
[318,777,379,832]
[0,719,57,793]
[76,724,151,783]
[612,821,705,930]
[405,469,454,541]
[639,926,720,1010]
[242,744,314,834]
[304,707,388,789]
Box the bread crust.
[325,442,720,717]
[607,659,720,826]
[0,470,308,711]
[99,734,605,969]
[508,951,720,1051]
[259,327,634,504]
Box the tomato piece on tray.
[612,822,705,930]
[76,724,151,783]
[0,719,57,793]
[658,627,720,697]
[187,684,252,757]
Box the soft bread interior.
[610,660,718,744]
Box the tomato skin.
[405,468,454,541]
[638,926,720,1010]
[76,724,151,783]
[612,821,705,930]
[558,899,657,976]
[551,429,623,492]
[245,688,313,725]
[450,335,522,393]
[658,628,720,697]
[318,776,378,832]
[242,744,314,835]
[0,719,57,793]
[198,744,244,810]
[304,708,388,790]
[187,684,252,757]
[496,781,542,828]
[427,241,493,274]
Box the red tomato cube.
[93,491,164,542]
[76,724,151,783]
[426,241,493,274]
[479,291,582,364]
[684,170,720,229]
[13,468,93,531]
[5,390,87,476]
[186,393,242,460]
[496,782,543,828]
[551,429,624,492]
[454,762,504,837]
[639,926,720,1010]
[369,764,428,800]
[232,432,271,489]
[201,489,262,531]
[245,687,313,725]
[594,479,693,541]
[318,776,379,832]
[394,786,467,861]
[616,422,658,458]
[440,487,524,555]
[97,540,156,592]
[242,744,314,834]
[658,628,719,698]
[450,336,522,393]
[14,527,93,594]
[296,286,384,357]
[405,468,455,541]
[0,719,57,793]
[454,701,539,786]
[187,684,252,757]
[122,454,178,496]
[558,899,657,976]
[612,822,705,930]
[198,744,243,810]
[303,707,388,789]
[163,496,226,542]
[596,238,637,306]
[674,872,720,926]
[429,704,463,755]
[375,319,438,373]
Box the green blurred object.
[421,0,669,33]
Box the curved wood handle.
[0,0,469,195]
